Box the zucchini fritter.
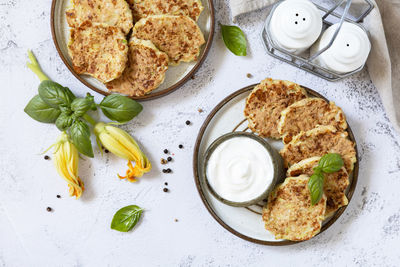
[68,22,128,83]
[244,78,307,139]
[132,15,205,65]
[278,98,347,144]
[106,37,169,96]
[287,157,349,218]
[263,176,326,241]
[128,0,204,22]
[66,0,133,34]
[280,125,357,172]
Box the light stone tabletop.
[1,0,400,266]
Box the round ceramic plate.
[51,0,214,101]
[193,84,359,245]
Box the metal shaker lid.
[269,0,322,51]
[317,22,371,73]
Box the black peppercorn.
[104,149,109,153]
[44,155,50,160]
[167,156,172,162]
[185,120,191,125]
[164,149,168,154]
[179,144,183,149]
[164,182,168,186]
[56,195,61,199]
[163,188,169,192]
[166,168,172,173]
[46,207,52,212]
[162,169,167,173]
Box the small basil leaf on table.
[69,120,94,158]
[55,112,74,131]
[71,97,95,117]
[221,24,247,56]
[99,94,143,123]
[24,95,61,123]
[111,205,143,232]
[308,172,324,205]
[318,153,344,173]
[38,80,75,109]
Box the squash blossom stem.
[94,122,151,182]
[53,132,84,198]
[83,114,97,126]
[26,50,50,82]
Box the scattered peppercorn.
[246,73,253,78]
[163,188,169,192]
[162,169,167,173]
[104,149,109,153]
[167,156,172,162]
[161,158,167,164]
[185,120,191,125]
[198,108,203,113]
[179,144,183,149]
[44,155,50,160]
[46,207,52,212]
[166,168,172,173]
[56,195,61,199]
[164,182,168,186]
[164,149,169,154]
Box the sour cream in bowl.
[203,132,284,207]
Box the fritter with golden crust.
[287,156,349,218]
[68,22,128,83]
[244,78,307,139]
[128,0,204,22]
[106,37,169,96]
[132,15,205,65]
[263,176,326,241]
[278,98,347,144]
[66,0,133,34]
[280,125,357,172]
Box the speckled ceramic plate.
[193,84,359,245]
[50,0,214,101]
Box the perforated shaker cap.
[318,22,371,73]
[269,0,322,52]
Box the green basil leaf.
[308,173,324,205]
[111,205,143,232]
[99,94,143,123]
[24,95,61,123]
[71,97,95,117]
[69,120,94,158]
[318,153,344,173]
[38,80,75,109]
[221,24,247,56]
[55,112,74,131]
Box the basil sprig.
[24,95,61,123]
[70,120,94,158]
[308,153,344,205]
[25,58,143,159]
[99,94,143,123]
[221,24,247,56]
[111,205,143,232]
[71,96,95,117]
[38,81,75,109]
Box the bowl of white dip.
[203,132,284,207]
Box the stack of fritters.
[66,0,205,96]
[244,78,356,241]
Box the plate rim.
[192,84,359,246]
[50,0,215,101]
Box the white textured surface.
[1,1,400,266]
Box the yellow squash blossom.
[53,132,84,198]
[94,122,151,182]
